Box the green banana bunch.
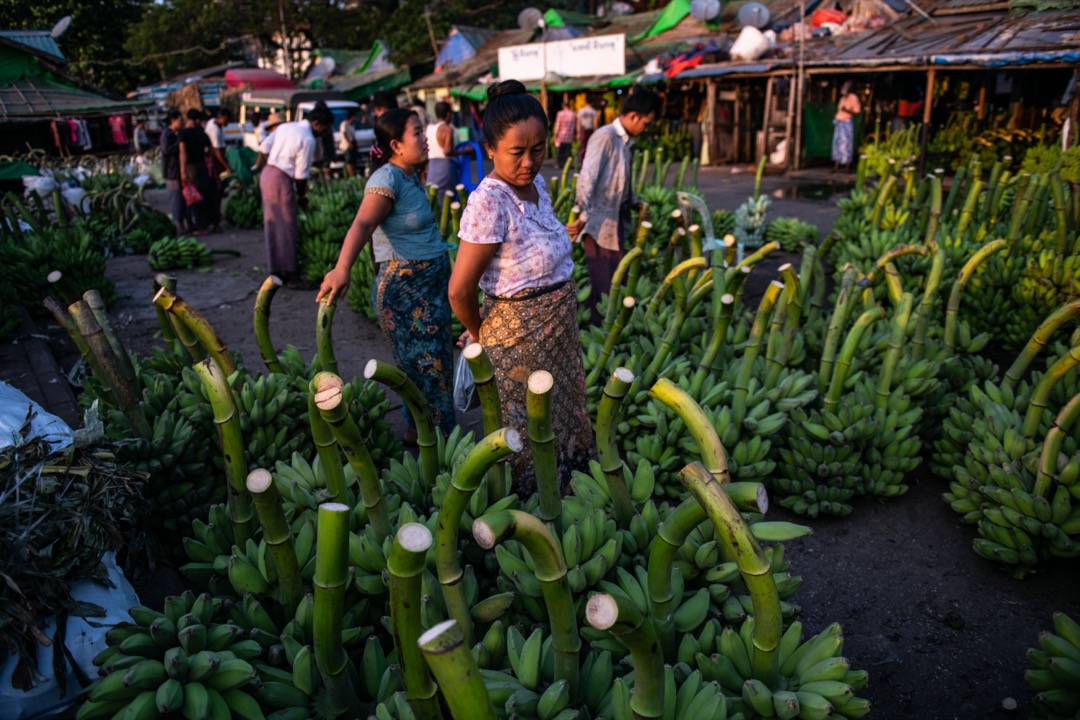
[1025,612,1080,720]
[224,186,263,229]
[766,217,819,253]
[79,591,262,720]
[148,235,215,271]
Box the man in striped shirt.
[553,100,577,170]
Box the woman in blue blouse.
[317,108,455,440]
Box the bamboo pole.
[246,468,303,616]
[254,276,285,374]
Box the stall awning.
[0,75,151,120]
[224,68,294,90]
[335,66,412,100]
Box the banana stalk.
[527,371,561,529]
[388,523,443,720]
[427,184,439,214]
[306,378,348,505]
[765,264,803,388]
[798,244,817,310]
[953,179,983,245]
[193,358,254,547]
[1008,174,1038,242]
[943,240,1007,352]
[1003,299,1080,389]
[689,223,703,260]
[153,286,236,375]
[68,300,149,438]
[825,306,886,415]
[881,262,904,306]
[870,176,897,233]
[418,620,496,720]
[737,241,779,270]
[46,270,78,305]
[603,247,644,332]
[436,428,521,647]
[595,368,636,529]
[246,468,303,615]
[148,275,180,356]
[254,275,285,374]
[855,154,867,191]
[648,377,768,513]
[83,289,136,386]
[678,461,781,686]
[661,227,687,278]
[645,256,705,322]
[911,175,943,361]
[473,510,580,702]
[316,300,338,376]
[1021,344,1080,440]
[875,293,914,410]
[689,293,736,398]
[312,372,390,539]
[647,496,707,658]
[586,296,636,388]
[818,267,859,391]
[463,344,508,501]
[1051,173,1068,255]
[861,245,928,287]
[314,502,363,719]
[1035,390,1080,497]
[988,170,1012,226]
[365,359,439,487]
[626,222,652,300]
[154,274,201,361]
[43,296,111,405]
[942,164,967,221]
[456,183,468,209]
[642,275,690,390]
[733,281,783,427]
[440,191,454,238]
[585,593,664,719]
[724,234,738,266]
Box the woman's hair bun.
[487,79,527,101]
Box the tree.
[0,0,148,94]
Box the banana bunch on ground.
[345,252,378,321]
[297,178,365,283]
[148,235,213,271]
[733,194,770,249]
[180,503,241,597]
[766,217,819,253]
[933,377,1029,481]
[224,186,263,229]
[693,618,871,720]
[123,208,177,254]
[78,591,262,720]
[1025,612,1080,720]
[0,218,116,307]
[712,209,736,238]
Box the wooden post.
[706,80,717,166]
[919,67,936,175]
[1070,68,1080,148]
[761,76,774,163]
[784,73,796,171]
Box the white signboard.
[498,33,626,82]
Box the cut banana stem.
[254,275,285,373]
[953,178,983,244]
[305,377,348,505]
[1022,344,1080,440]
[527,371,561,529]
[818,267,859,392]
[862,244,928,288]
[765,265,795,367]
[473,509,580,702]
[825,306,886,415]
[43,295,111,404]
[881,262,904,306]
[436,428,522,647]
[149,274,180,355]
[766,264,803,388]
[83,289,137,387]
[798,244,817,309]
[418,620,496,720]
[316,300,338,376]
[586,592,664,719]
[1051,173,1068,254]
[691,293,735,398]
[193,358,254,547]
[626,222,651,299]
[595,367,636,529]
[723,233,738,266]
[944,240,1007,352]
[648,496,708,657]
[1035,389,1080,497]
[911,176,943,361]
[246,468,303,615]
[463,343,509,501]
[313,371,391,539]
[1008,174,1038,242]
[678,461,781,686]
[870,176,897,233]
[154,286,236,375]
[733,281,783,427]
[587,296,636,389]
[737,240,780,270]
[365,359,439,488]
[46,269,78,305]
[1003,298,1080,389]
[69,300,150,437]
[314,502,363,718]
[646,256,705,321]
[875,293,914,410]
[154,274,203,362]
[643,274,690,390]
[388,523,442,720]
[603,247,643,333]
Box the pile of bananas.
[0,215,115,308]
[224,186,263,229]
[148,236,213,271]
[1025,612,1080,719]
[733,194,770,249]
[712,209,736,238]
[123,210,177,254]
[297,178,365,282]
[78,591,262,720]
[766,217,819,253]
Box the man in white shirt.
[258,105,333,288]
[577,99,599,165]
[338,106,358,177]
[204,107,231,232]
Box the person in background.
[309,100,336,178]
[204,107,230,232]
[570,88,659,324]
[832,80,861,172]
[133,117,151,154]
[253,112,285,171]
[317,108,455,441]
[576,97,598,165]
[449,79,594,494]
[411,99,431,130]
[160,110,185,233]
[178,109,217,236]
[259,104,333,289]
[425,101,464,197]
[553,100,576,170]
[372,91,398,118]
[339,106,359,178]
[254,110,272,146]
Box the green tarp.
[802,102,865,159]
[0,44,38,82]
[226,146,258,187]
[341,66,411,101]
[0,161,38,181]
[636,0,691,41]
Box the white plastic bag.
[453,353,480,414]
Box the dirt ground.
[57,180,1080,719]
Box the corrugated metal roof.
[409,28,535,90]
[0,31,64,61]
[0,76,149,120]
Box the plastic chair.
[455,141,484,195]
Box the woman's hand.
[566,218,585,241]
[317,266,351,305]
[456,329,473,349]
